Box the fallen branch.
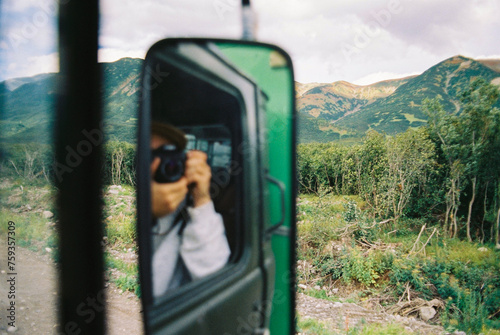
[397,282,411,304]
[9,160,22,177]
[371,218,394,228]
[489,307,500,320]
[407,224,426,258]
[388,296,445,318]
[417,228,437,256]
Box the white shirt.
[152,201,230,298]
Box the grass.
[297,316,338,335]
[432,238,500,270]
[106,253,140,295]
[0,178,140,295]
[297,193,500,334]
[297,316,415,335]
[102,185,139,294]
[0,206,57,256]
[115,274,140,296]
[353,322,414,335]
[402,113,427,124]
[103,184,137,249]
[299,287,340,302]
[3,176,499,330]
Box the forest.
[298,78,500,245]
[295,78,500,334]
[1,78,500,334]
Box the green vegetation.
[299,79,500,242]
[0,180,56,253]
[297,317,337,335]
[105,251,140,296]
[0,141,136,186]
[101,184,140,294]
[297,316,415,335]
[297,195,500,334]
[297,79,500,334]
[297,317,341,335]
[2,64,499,330]
[402,113,427,124]
[0,58,142,144]
[299,56,500,142]
[0,177,139,295]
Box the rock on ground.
[296,293,446,334]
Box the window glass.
[0,1,59,333]
[148,52,242,298]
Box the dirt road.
[0,242,143,334]
[1,241,451,335]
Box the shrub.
[340,247,391,286]
[103,141,136,186]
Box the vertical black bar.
[137,60,153,333]
[56,1,105,334]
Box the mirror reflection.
[150,122,231,297]
[146,41,248,298]
[138,38,294,334]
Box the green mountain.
[298,56,500,142]
[0,57,143,144]
[101,58,142,143]
[2,56,499,145]
[0,74,58,143]
[297,77,414,120]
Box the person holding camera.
[150,122,230,297]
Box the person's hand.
[151,157,188,218]
[184,150,212,208]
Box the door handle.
[265,174,286,237]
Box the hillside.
[2,56,500,145]
[298,56,500,142]
[0,58,143,144]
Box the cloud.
[2,0,44,12]
[2,0,499,84]
[474,54,500,60]
[98,48,146,63]
[3,52,58,79]
[99,0,240,48]
[353,71,421,86]
[254,0,500,83]
[0,0,57,80]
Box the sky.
[1,0,499,84]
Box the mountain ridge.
[1,56,499,145]
[297,55,500,142]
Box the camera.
[152,144,186,183]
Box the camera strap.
[175,206,190,236]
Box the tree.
[382,128,436,219]
[359,130,387,214]
[423,97,465,237]
[424,79,500,240]
[459,78,500,241]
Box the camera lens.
[160,159,183,182]
[152,145,186,183]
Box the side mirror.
[136,39,296,334]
